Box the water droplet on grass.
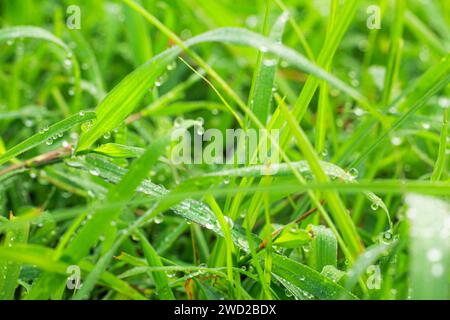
[431,264,444,277]
[167,61,177,71]
[263,58,277,67]
[427,248,442,262]
[64,58,73,69]
[348,168,359,179]
[89,168,100,176]
[391,136,402,146]
[438,97,449,109]
[224,216,234,229]
[421,123,430,130]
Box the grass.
[0,0,449,300]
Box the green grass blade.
[308,225,337,272]
[249,11,288,127]
[0,111,96,166]
[0,212,30,299]
[0,26,68,50]
[271,254,357,300]
[136,230,175,300]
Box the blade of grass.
[0,111,95,166]
[0,211,30,299]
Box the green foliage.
[0,0,448,301]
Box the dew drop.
[103,132,111,139]
[431,263,444,277]
[24,119,34,127]
[427,248,442,262]
[224,216,234,229]
[89,168,100,176]
[348,168,359,179]
[223,177,230,185]
[167,61,177,71]
[46,138,54,146]
[205,222,214,230]
[383,231,392,241]
[421,122,430,130]
[245,15,258,28]
[354,108,364,117]
[64,58,73,69]
[154,215,164,224]
[39,125,49,134]
[391,136,402,146]
[438,97,449,109]
[263,58,277,67]
[371,202,379,211]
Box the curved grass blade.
[0,111,96,166]
[0,26,69,50]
